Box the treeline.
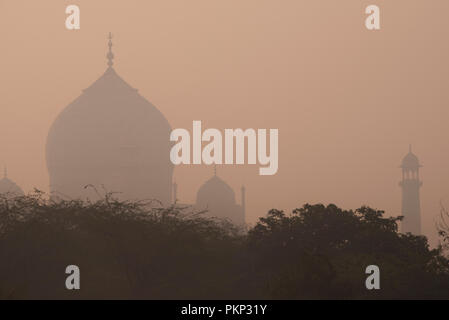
[0,191,448,299]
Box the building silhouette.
[399,145,422,234]
[0,167,24,198]
[45,34,246,224]
[46,34,173,204]
[195,169,246,226]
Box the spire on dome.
[107,32,114,68]
[409,144,412,153]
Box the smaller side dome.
[0,172,25,198]
[195,172,245,225]
[196,176,236,206]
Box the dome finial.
[409,144,412,153]
[107,32,114,68]
[3,165,7,179]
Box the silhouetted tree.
[0,194,448,299]
[0,191,243,299]
[246,204,449,299]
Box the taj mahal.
[42,33,245,225]
[0,35,422,232]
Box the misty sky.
[1,1,449,244]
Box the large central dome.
[46,35,173,203]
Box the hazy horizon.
[1,1,449,245]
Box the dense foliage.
[0,192,448,299]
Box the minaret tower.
[399,145,422,234]
[173,181,178,204]
[241,185,246,220]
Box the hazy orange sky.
[1,1,449,244]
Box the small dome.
[0,176,25,198]
[401,146,421,168]
[195,173,245,225]
[196,175,236,207]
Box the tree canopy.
[0,192,448,299]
